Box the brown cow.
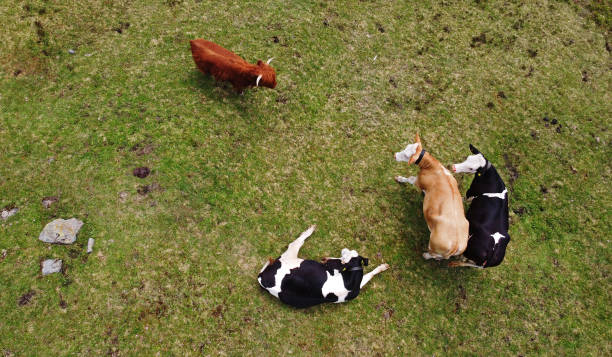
[190,39,277,93]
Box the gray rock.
[42,259,62,275]
[87,238,94,253]
[39,218,83,244]
[1,207,18,220]
[68,49,75,54]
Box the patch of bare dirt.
[503,154,520,189]
[18,290,36,306]
[133,167,150,178]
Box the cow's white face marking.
[491,232,505,244]
[453,154,486,173]
[395,143,419,163]
[341,248,358,264]
[483,189,507,199]
[321,270,351,303]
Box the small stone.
[68,49,75,54]
[87,238,94,253]
[1,249,7,259]
[42,196,59,209]
[48,157,55,163]
[42,259,62,275]
[38,218,84,244]
[1,207,18,220]
[596,137,600,143]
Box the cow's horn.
[256,74,262,86]
[266,57,274,64]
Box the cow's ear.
[469,144,479,154]
[257,60,263,66]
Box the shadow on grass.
[385,181,480,291]
[183,70,267,120]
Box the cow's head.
[255,58,277,89]
[452,144,488,174]
[340,248,369,267]
[394,133,423,164]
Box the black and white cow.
[449,145,510,268]
[258,225,389,308]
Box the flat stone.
[42,259,62,275]
[38,218,83,244]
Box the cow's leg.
[280,225,316,260]
[395,176,417,185]
[360,264,389,288]
[423,251,444,260]
[448,261,483,268]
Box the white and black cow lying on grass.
[449,145,510,268]
[258,225,389,308]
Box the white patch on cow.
[483,188,507,199]
[453,154,486,173]
[395,143,419,163]
[341,248,358,264]
[443,167,452,176]
[491,232,505,244]
[265,257,304,298]
[321,270,350,303]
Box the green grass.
[1,0,610,355]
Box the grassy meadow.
[1,0,610,355]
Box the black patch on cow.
[324,292,339,302]
[258,258,281,288]
[322,258,343,272]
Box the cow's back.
[190,39,244,73]
[423,169,469,257]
